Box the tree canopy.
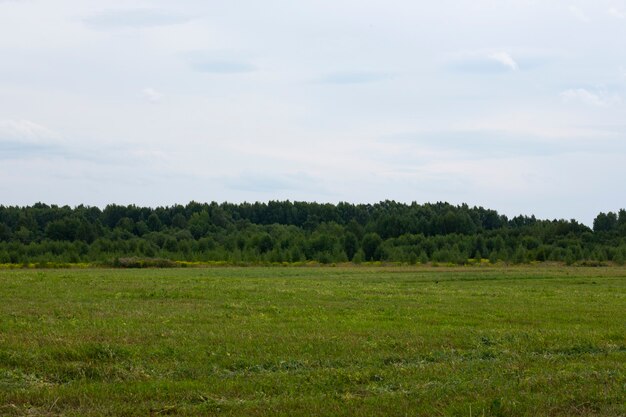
[0,201,624,265]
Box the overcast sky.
[1,0,625,224]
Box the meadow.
[0,266,624,416]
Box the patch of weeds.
[50,343,131,363]
[381,356,407,366]
[0,369,53,389]
[191,394,247,413]
[480,335,496,347]
[220,359,312,375]
[0,350,25,367]
[367,382,405,395]
[542,343,608,357]
[489,397,505,417]
[51,362,104,383]
[149,405,178,415]
[331,369,387,390]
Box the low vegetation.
[1,266,624,416]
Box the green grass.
[0,266,624,416]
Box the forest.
[0,201,625,265]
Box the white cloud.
[186,54,256,74]
[569,5,589,22]
[460,110,619,140]
[142,88,162,103]
[317,71,392,84]
[83,9,190,30]
[447,50,522,73]
[487,52,519,71]
[560,88,621,107]
[0,119,60,143]
[609,7,625,19]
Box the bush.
[111,257,177,268]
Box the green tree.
[362,233,382,261]
[0,223,11,242]
[255,233,274,254]
[147,213,162,232]
[593,212,617,232]
[343,232,358,261]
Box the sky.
[1,0,625,225]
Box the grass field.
[0,266,624,416]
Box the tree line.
[0,201,625,265]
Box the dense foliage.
[0,201,625,265]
